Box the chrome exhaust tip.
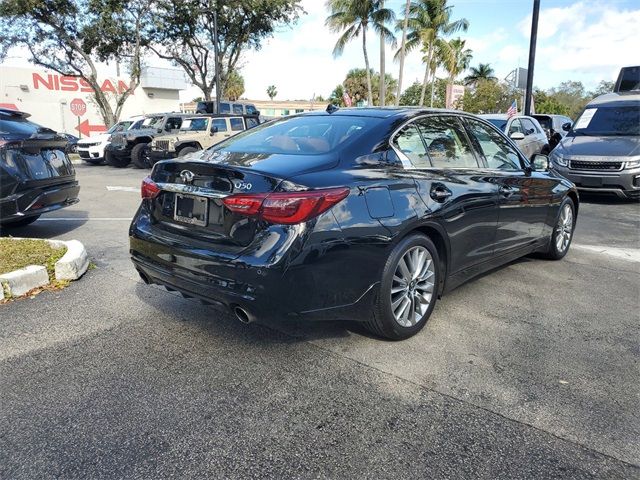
[233,305,255,324]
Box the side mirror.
[211,126,219,134]
[510,131,525,141]
[532,154,549,171]
[157,128,163,133]
[562,122,572,132]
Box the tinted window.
[165,117,182,130]
[181,118,208,131]
[142,116,164,128]
[130,119,145,130]
[417,116,479,168]
[246,105,258,115]
[246,117,259,129]
[486,118,507,131]
[108,121,132,133]
[571,105,640,136]
[212,119,228,132]
[466,118,522,171]
[230,118,245,131]
[219,102,231,114]
[393,123,429,168]
[520,118,538,135]
[232,104,243,114]
[534,116,552,131]
[212,116,378,155]
[0,117,42,135]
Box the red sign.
[70,98,87,117]
[75,119,107,137]
[32,73,131,94]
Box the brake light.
[141,176,161,199]
[223,187,350,225]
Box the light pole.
[524,0,540,115]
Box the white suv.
[77,116,144,164]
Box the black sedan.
[1,108,80,227]
[130,108,578,340]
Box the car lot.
[1,163,639,478]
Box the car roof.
[0,108,31,119]
[587,92,640,107]
[302,106,466,119]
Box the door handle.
[499,185,514,197]
[430,185,452,202]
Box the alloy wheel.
[390,246,435,327]
[555,204,573,253]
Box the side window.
[211,119,228,133]
[416,116,479,168]
[520,118,538,135]
[219,103,231,114]
[232,104,243,114]
[246,117,259,129]
[230,117,245,131]
[508,119,523,135]
[165,117,182,130]
[465,118,523,171]
[393,123,430,168]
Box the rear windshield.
[210,115,378,155]
[486,119,507,131]
[0,116,46,135]
[571,105,640,136]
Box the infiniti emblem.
[180,170,195,184]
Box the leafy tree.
[326,0,395,106]
[589,80,614,98]
[400,0,468,106]
[442,38,472,83]
[547,80,588,118]
[225,70,244,100]
[339,68,398,106]
[400,78,446,107]
[150,0,302,101]
[329,84,346,106]
[460,79,515,114]
[464,63,497,87]
[267,85,278,100]
[0,0,153,127]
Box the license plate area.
[580,176,603,187]
[174,194,208,226]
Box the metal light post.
[524,0,540,115]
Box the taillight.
[223,187,349,225]
[141,176,161,199]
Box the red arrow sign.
[75,119,107,137]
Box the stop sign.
[70,98,87,117]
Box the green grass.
[0,238,67,279]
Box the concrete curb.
[0,238,89,299]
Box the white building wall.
[0,65,187,137]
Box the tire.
[540,197,576,260]
[365,234,440,340]
[131,143,150,169]
[105,150,130,168]
[83,158,104,165]
[2,214,40,227]
[178,146,199,157]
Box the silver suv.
[549,92,640,199]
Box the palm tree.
[464,63,497,86]
[395,0,411,105]
[443,38,472,83]
[399,0,468,106]
[326,0,395,106]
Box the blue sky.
[236,0,640,100]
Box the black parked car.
[60,133,80,154]
[130,108,579,340]
[0,108,79,227]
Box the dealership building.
[0,65,188,136]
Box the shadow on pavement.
[0,212,89,238]
[578,192,638,205]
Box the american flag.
[342,90,352,107]
[507,100,517,118]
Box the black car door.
[462,117,557,255]
[396,115,500,275]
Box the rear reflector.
[141,176,161,199]
[223,187,350,225]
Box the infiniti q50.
[130,108,578,340]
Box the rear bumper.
[0,180,80,222]
[554,166,640,198]
[129,206,379,322]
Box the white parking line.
[572,244,640,263]
[38,218,132,221]
[106,186,139,193]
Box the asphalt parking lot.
[1,162,639,478]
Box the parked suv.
[0,108,79,227]
[105,113,187,168]
[480,114,550,158]
[196,100,259,116]
[77,116,144,165]
[149,115,260,163]
[550,92,640,199]
[532,114,573,150]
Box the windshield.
[180,118,209,131]
[210,115,378,155]
[107,121,133,134]
[571,105,640,136]
[141,116,164,128]
[486,118,507,131]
